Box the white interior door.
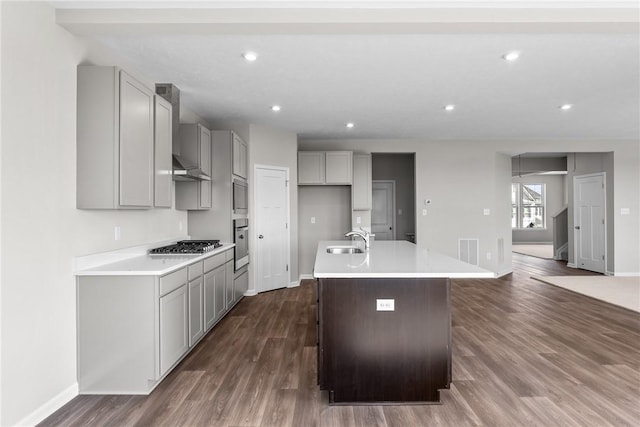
[255,167,289,293]
[574,173,606,273]
[372,181,395,240]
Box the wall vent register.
[149,240,221,255]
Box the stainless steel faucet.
[345,228,370,250]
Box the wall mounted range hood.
[172,154,211,181]
[156,83,211,182]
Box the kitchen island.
[314,240,493,405]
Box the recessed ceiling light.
[559,104,573,110]
[346,122,355,128]
[271,105,281,112]
[243,52,258,62]
[444,105,455,111]
[502,51,520,62]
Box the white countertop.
[76,243,235,276]
[313,240,494,279]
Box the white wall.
[299,186,352,274]
[512,174,566,244]
[247,124,299,289]
[0,2,208,425]
[300,138,640,277]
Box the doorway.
[574,173,606,273]
[372,181,395,240]
[254,166,290,293]
[371,153,416,243]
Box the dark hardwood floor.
[40,253,640,426]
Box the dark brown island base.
[313,240,494,405]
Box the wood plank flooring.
[40,253,640,426]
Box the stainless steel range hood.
[156,83,211,182]
[172,154,211,181]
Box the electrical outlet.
[422,209,427,216]
[114,226,121,241]
[311,216,316,224]
[486,252,492,260]
[398,209,403,215]
[376,299,395,311]
[621,208,630,215]
[483,209,491,216]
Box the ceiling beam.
[56,6,640,35]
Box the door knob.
[258,235,264,239]
[389,227,392,230]
[574,226,580,230]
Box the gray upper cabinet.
[298,151,352,185]
[232,133,248,179]
[175,124,212,210]
[325,151,353,184]
[154,95,172,208]
[352,154,372,210]
[77,66,154,209]
[298,152,325,184]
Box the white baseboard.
[16,382,78,427]
[243,289,257,296]
[299,274,314,281]
[567,263,577,268]
[287,280,300,288]
[494,269,513,278]
[513,241,553,245]
[613,272,640,277]
[605,270,614,276]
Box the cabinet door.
[154,96,172,208]
[213,264,226,320]
[225,261,234,308]
[188,277,204,347]
[352,154,372,210]
[203,269,216,330]
[232,134,248,179]
[298,152,325,184]
[159,284,189,376]
[234,270,249,301]
[199,126,212,209]
[119,71,154,207]
[325,151,353,184]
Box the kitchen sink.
[326,246,364,254]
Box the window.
[511,183,545,229]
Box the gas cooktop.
[149,240,221,255]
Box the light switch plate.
[621,208,631,215]
[422,209,427,216]
[356,216,361,224]
[311,216,316,224]
[376,299,395,311]
[483,208,491,216]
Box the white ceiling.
[56,1,640,140]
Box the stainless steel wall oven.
[234,218,249,270]
[233,179,248,214]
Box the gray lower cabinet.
[234,269,249,301]
[77,66,155,209]
[160,284,189,376]
[213,264,226,320]
[188,276,204,347]
[77,247,239,395]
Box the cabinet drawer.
[160,268,188,296]
[204,252,225,272]
[225,248,234,262]
[188,261,203,280]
